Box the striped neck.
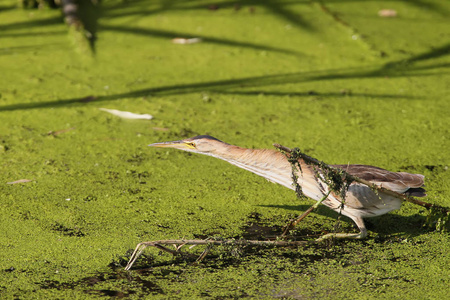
[207,146,297,189]
[206,145,326,201]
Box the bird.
[149,135,426,240]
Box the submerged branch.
[125,239,312,270]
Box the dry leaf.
[99,108,153,120]
[378,9,397,17]
[47,127,75,136]
[152,127,169,132]
[172,38,202,44]
[7,179,32,184]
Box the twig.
[194,245,212,264]
[273,143,449,213]
[282,191,331,236]
[47,127,75,136]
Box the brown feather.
[332,164,426,196]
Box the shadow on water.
[2,0,448,54]
[257,165,444,239]
[1,1,447,82]
[102,0,315,31]
[0,3,16,13]
[39,265,166,297]
[218,90,420,99]
[0,41,448,112]
[0,31,66,38]
[319,0,449,16]
[0,0,100,52]
[96,1,313,54]
[76,0,101,53]
[0,43,65,56]
[36,213,321,297]
[382,43,450,68]
[99,24,303,56]
[396,0,449,16]
[0,16,63,32]
[259,203,429,236]
[0,0,308,56]
[36,206,432,297]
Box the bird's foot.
[315,230,367,242]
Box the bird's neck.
[210,145,325,200]
[211,146,302,190]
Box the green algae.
[1,0,449,298]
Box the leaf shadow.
[99,24,303,57]
[0,46,446,112]
[102,0,315,31]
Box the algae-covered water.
[1,0,449,298]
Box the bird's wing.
[331,164,426,196]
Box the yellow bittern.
[150,135,426,240]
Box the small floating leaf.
[378,9,397,17]
[99,108,153,120]
[7,179,33,185]
[172,38,202,44]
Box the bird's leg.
[315,216,368,242]
[282,191,331,237]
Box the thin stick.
[282,191,331,236]
[273,143,448,212]
[153,244,180,255]
[194,245,212,264]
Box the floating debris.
[152,127,170,132]
[47,127,75,136]
[7,179,32,185]
[378,9,397,17]
[99,108,153,120]
[172,38,202,44]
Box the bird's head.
[149,135,228,156]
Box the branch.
[125,239,312,270]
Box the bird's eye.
[185,142,196,148]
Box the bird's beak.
[149,140,194,150]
